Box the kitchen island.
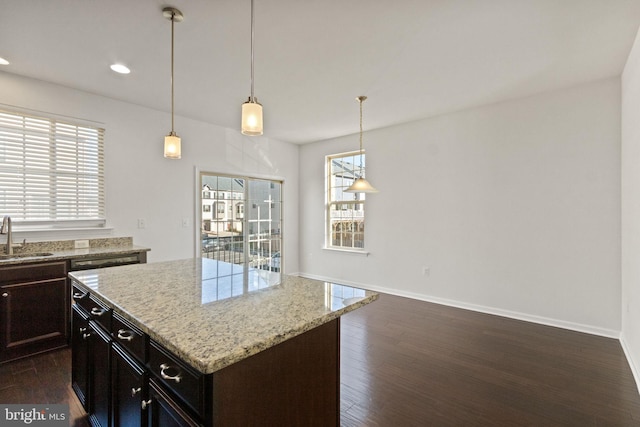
[69,257,378,426]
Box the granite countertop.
[69,258,378,374]
[0,237,149,266]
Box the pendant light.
[345,96,379,193]
[163,7,183,159]
[241,0,263,136]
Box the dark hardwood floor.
[0,348,89,426]
[341,294,640,426]
[1,293,640,426]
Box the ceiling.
[2,0,640,144]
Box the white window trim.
[325,150,369,252]
[322,246,370,256]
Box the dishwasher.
[69,252,145,271]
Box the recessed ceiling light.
[110,63,130,74]
[0,57,9,65]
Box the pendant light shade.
[241,0,263,136]
[163,7,183,159]
[164,132,181,159]
[346,177,378,193]
[241,98,263,136]
[345,96,378,194]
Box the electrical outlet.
[182,218,189,228]
[422,267,430,276]
[137,218,146,229]
[74,239,89,249]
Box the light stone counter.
[0,236,149,266]
[69,257,378,374]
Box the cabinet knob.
[141,399,152,410]
[1,293,7,298]
[82,333,91,340]
[131,387,141,397]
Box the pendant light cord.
[359,98,364,154]
[358,96,366,177]
[170,11,176,134]
[250,0,255,102]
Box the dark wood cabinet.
[72,303,201,427]
[112,344,146,427]
[72,294,113,427]
[72,305,90,408]
[0,249,146,365]
[88,321,111,427]
[147,379,200,427]
[0,261,69,363]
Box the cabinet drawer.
[112,313,146,363]
[0,261,67,285]
[79,294,112,331]
[148,340,204,417]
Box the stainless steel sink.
[0,252,54,260]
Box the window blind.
[0,110,105,224]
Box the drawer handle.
[131,387,141,397]
[79,327,87,333]
[160,363,182,383]
[2,292,8,298]
[141,399,152,410]
[91,307,106,316]
[73,292,85,299]
[117,329,134,342]
[82,332,91,340]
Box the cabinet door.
[71,305,90,409]
[112,344,146,427]
[88,321,111,427]
[147,380,201,427]
[0,277,69,362]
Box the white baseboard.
[621,335,640,395]
[296,272,620,339]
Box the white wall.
[0,72,300,271]
[300,78,621,336]
[622,28,640,391]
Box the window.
[327,151,367,249]
[0,110,105,227]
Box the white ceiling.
[1,0,640,144]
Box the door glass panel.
[247,180,282,273]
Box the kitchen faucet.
[1,216,15,255]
